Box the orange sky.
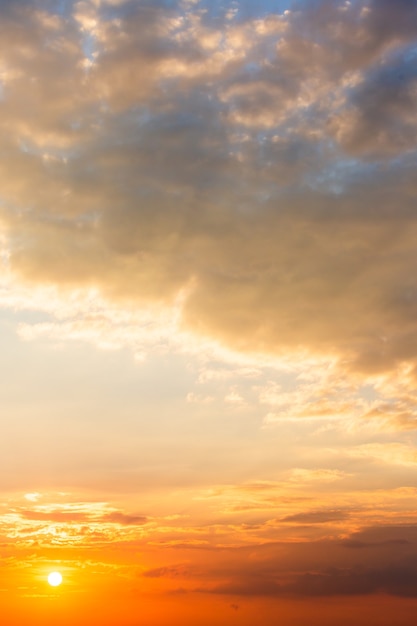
[1,0,417,624]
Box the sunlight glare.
[48,571,63,587]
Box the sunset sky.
[1,0,417,624]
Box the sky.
[1,0,417,624]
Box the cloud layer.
[0,0,416,378]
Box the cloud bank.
[1,0,417,378]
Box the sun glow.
[48,572,63,587]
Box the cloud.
[18,509,89,522]
[195,524,417,599]
[346,442,417,467]
[0,496,150,547]
[280,509,349,524]
[101,512,148,525]
[284,561,417,598]
[340,539,411,550]
[143,564,192,578]
[0,0,416,383]
[332,49,417,157]
[202,561,417,599]
[343,524,417,547]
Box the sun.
[48,572,63,587]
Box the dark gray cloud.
[192,525,417,599]
[334,48,417,157]
[285,561,417,597]
[340,539,411,549]
[201,560,417,598]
